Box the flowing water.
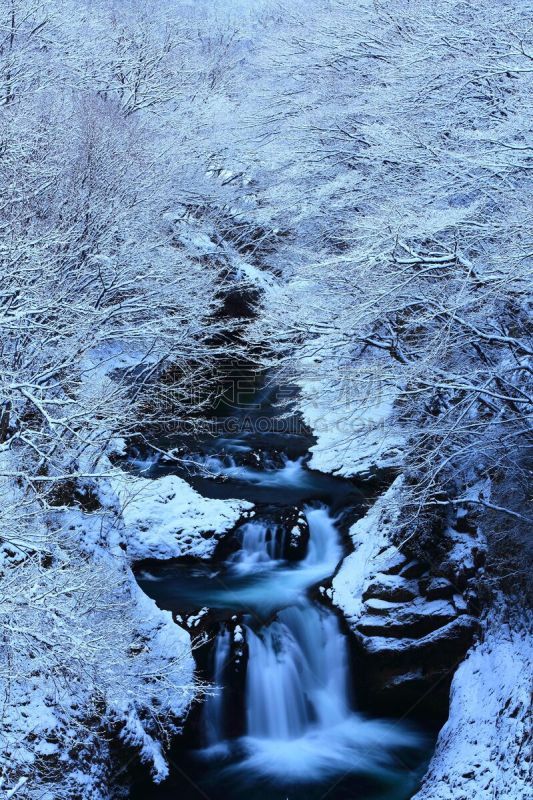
[131,382,432,800]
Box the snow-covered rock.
[107,472,253,561]
[331,476,483,715]
[332,476,406,624]
[363,574,418,603]
[358,598,459,638]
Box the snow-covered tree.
[0,0,248,794]
[246,0,532,532]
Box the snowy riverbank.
[413,610,531,800]
[295,380,530,798]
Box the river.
[129,378,432,800]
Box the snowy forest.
[0,0,531,799]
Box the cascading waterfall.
[230,520,285,570]
[198,505,423,784]
[301,505,343,572]
[243,509,350,742]
[245,603,350,739]
[133,386,429,799]
[204,626,231,745]
[245,619,309,740]
[202,506,342,745]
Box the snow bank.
[107,471,253,561]
[297,373,403,477]
[52,502,202,785]
[112,579,197,780]
[30,465,253,795]
[413,612,532,800]
[331,476,405,624]
[0,490,199,799]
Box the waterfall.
[242,507,349,738]
[204,626,230,745]
[204,506,350,744]
[245,619,309,739]
[301,505,343,573]
[199,504,424,783]
[134,387,428,796]
[245,602,350,739]
[129,448,160,475]
[230,520,285,571]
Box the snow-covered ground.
[413,611,532,800]
[296,356,404,478]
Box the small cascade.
[233,456,312,489]
[203,626,231,745]
[128,448,160,475]
[186,452,313,489]
[183,453,237,477]
[229,520,285,571]
[301,505,343,573]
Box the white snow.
[116,581,198,780]
[331,476,405,624]
[236,259,276,290]
[107,471,253,561]
[297,371,404,477]
[413,610,532,800]
[364,597,404,613]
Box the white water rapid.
[185,453,316,490]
